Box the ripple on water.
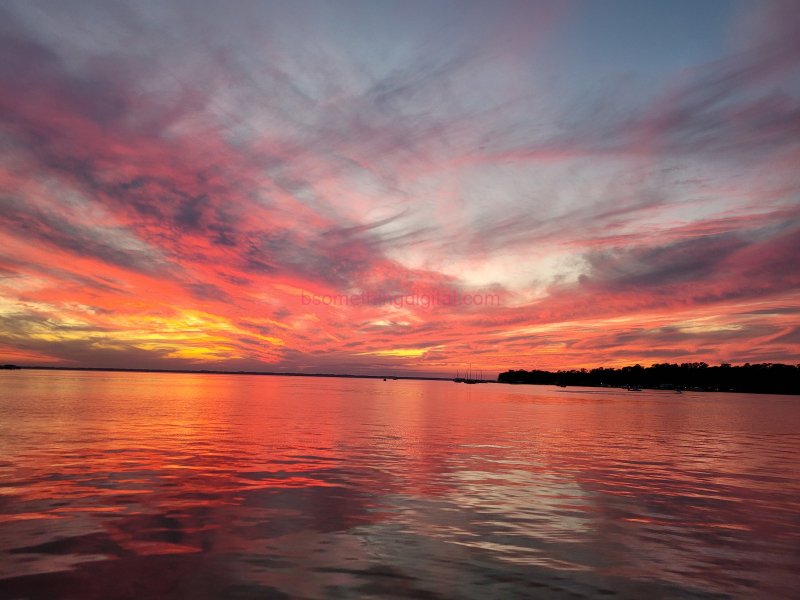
[1,372,799,598]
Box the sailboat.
[457,364,485,384]
[454,364,489,384]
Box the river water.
[1,370,798,599]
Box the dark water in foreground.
[0,371,799,599]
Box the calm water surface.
[1,371,799,599]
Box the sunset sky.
[1,0,798,376]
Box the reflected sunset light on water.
[1,371,798,598]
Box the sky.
[1,0,798,376]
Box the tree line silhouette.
[498,362,800,395]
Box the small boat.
[455,365,485,384]
[627,385,642,392]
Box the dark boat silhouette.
[454,365,486,384]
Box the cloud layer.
[1,0,798,375]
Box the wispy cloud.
[0,0,798,373]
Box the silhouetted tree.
[497,363,800,395]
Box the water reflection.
[1,371,799,598]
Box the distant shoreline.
[498,363,800,396]
[4,363,797,395]
[0,364,453,382]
